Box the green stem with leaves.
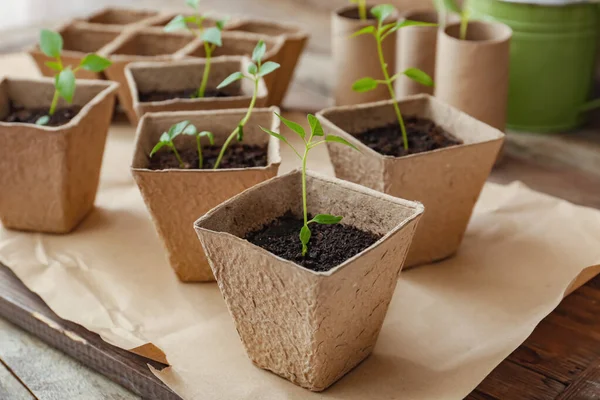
[198,42,213,97]
[357,0,367,20]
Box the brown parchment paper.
[2,55,600,399]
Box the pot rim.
[317,93,505,161]
[230,17,309,40]
[130,106,282,173]
[442,20,513,45]
[195,169,424,277]
[0,77,119,131]
[402,8,440,24]
[102,28,196,61]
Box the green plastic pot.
[468,0,599,133]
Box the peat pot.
[125,57,268,124]
[0,78,118,233]
[318,94,505,267]
[194,170,424,390]
[131,108,281,282]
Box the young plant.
[150,120,213,169]
[211,40,280,170]
[164,0,227,98]
[439,0,471,40]
[261,114,359,256]
[351,5,436,151]
[350,0,368,20]
[36,29,112,125]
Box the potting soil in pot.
[138,88,233,103]
[148,143,268,170]
[245,211,381,272]
[3,104,82,126]
[357,116,462,157]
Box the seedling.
[211,40,280,169]
[351,5,436,151]
[350,0,368,20]
[150,120,214,169]
[36,29,112,125]
[164,0,227,98]
[438,0,470,40]
[261,114,359,256]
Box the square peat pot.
[149,12,243,30]
[103,29,196,125]
[125,57,268,124]
[317,94,505,267]
[77,7,161,29]
[230,19,309,106]
[194,170,424,391]
[28,23,121,80]
[0,78,118,233]
[131,107,281,282]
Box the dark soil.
[138,88,231,103]
[339,8,376,20]
[246,211,381,272]
[2,104,82,127]
[355,116,463,157]
[148,143,268,170]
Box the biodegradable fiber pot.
[435,21,512,131]
[125,57,269,124]
[396,10,438,97]
[131,108,281,282]
[318,94,505,267]
[0,78,118,233]
[194,170,424,391]
[332,5,397,106]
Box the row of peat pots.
[0,0,586,394]
[334,0,600,133]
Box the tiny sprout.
[149,120,214,169]
[182,125,215,169]
[36,29,112,125]
[261,114,359,256]
[211,40,280,170]
[165,0,228,98]
[349,0,368,20]
[351,5,437,151]
[436,0,470,40]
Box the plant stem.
[358,0,367,20]
[172,146,185,168]
[213,77,259,169]
[48,89,60,116]
[301,146,309,227]
[198,43,212,98]
[197,136,203,169]
[376,32,408,150]
[460,14,468,40]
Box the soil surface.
[148,143,268,170]
[2,105,82,127]
[246,211,381,272]
[139,88,231,103]
[356,116,463,157]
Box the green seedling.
[350,0,368,20]
[164,0,227,98]
[150,120,213,169]
[36,29,112,126]
[211,40,280,170]
[351,5,436,151]
[438,0,471,40]
[261,114,360,256]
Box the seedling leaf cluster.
[351,4,436,150]
[261,114,359,256]
[37,29,112,125]
[150,120,214,169]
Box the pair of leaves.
[370,4,396,24]
[351,19,437,40]
[216,41,281,89]
[150,120,197,156]
[352,67,433,93]
[299,214,344,255]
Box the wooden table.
[2,1,600,398]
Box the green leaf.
[35,115,50,126]
[237,125,244,141]
[186,0,200,10]
[216,18,229,30]
[252,40,266,63]
[150,140,167,157]
[40,29,63,58]
[202,27,222,46]
[159,132,170,143]
[325,135,360,151]
[199,130,215,145]
[79,54,112,72]
[396,19,438,29]
[164,15,188,32]
[44,61,62,71]
[300,225,311,256]
[247,63,258,75]
[260,127,292,147]
[217,72,244,89]
[307,114,324,137]
[257,61,280,77]
[182,123,198,136]
[350,26,375,38]
[168,120,190,139]
[370,4,396,23]
[403,67,434,87]
[309,214,343,225]
[352,77,379,92]
[56,68,76,103]
[275,112,305,139]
